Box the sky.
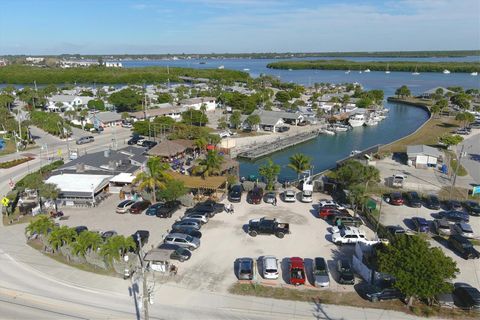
[0,0,479,55]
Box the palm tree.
[362,165,380,192]
[72,231,103,257]
[79,109,89,130]
[197,150,224,178]
[48,226,77,252]
[133,157,171,203]
[199,103,207,127]
[100,235,136,261]
[194,137,208,151]
[288,153,312,179]
[259,158,281,190]
[26,216,55,238]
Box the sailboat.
[345,70,351,74]
[364,69,371,73]
[385,64,390,74]
[443,69,450,74]
[470,72,478,76]
[412,65,420,76]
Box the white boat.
[322,129,335,135]
[345,70,350,74]
[331,124,350,132]
[243,68,250,71]
[443,69,450,74]
[364,119,379,126]
[385,64,390,74]
[364,69,371,73]
[218,65,224,69]
[412,65,420,75]
[359,71,363,74]
[288,68,293,71]
[348,113,366,127]
[471,72,478,76]
[350,150,361,156]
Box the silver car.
[164,233,200,250]
[313,257,330,287]
[182,214,209,225]
[283,190,296,202]
[262,256,279,279]
[452,222,475,239]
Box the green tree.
[158,180,187,202]
[133,157,171,203]
[181,108,208,126]
[157,93,173,104]
[245,114,261,130]
[87,99,105,111]
[38,182,61,211]
[395,85,411,98]
[455,111,475,128]
[26,216,55,237]
[229,111,242,129]
[217,116,228,130]
[194,137,208,151]
[108,88,142,112]
[439,134,464,147]
[48,226,76,252]
[450,93,471,109]
[100,235,136,261]
[333,160,379,188]
[431,99,448,118]
[72,231,103,257]
[79,109,89,130]
[288,153,312,179]
[121,112,130,120]
[377,235,458,306]
[258,158,281,190]
[346,184,368,212]
[275,91,291,103]
[356,96,373,108]
[195,150,224,178]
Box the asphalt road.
[460,131,480,184]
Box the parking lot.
[380,198,480,290]
[58,192,376,294]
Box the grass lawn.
[380,117,459,154]
[2,210,36,226]
[0,139,17,155]
[229,283,478,319]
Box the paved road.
[459,131,480,184]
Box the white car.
[319,199,345,210]
[452,222,475,239]
[283,190,296,202]
[115,200,136,214]
[331,227,367,245]
[262,256,279,279]
[301,190,313,203]
[136,139,146,146]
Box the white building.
[406,145,443,169]
[46,95,84,112]
[105,62,123,68]
[25,57,44,63]
[180,97,216,111]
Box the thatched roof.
[170,172,227,190]
[147,140,187,157]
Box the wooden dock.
[236,131,319,160]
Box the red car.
[129,200,151,214]
[289,257,306,286]
[389,192,404,206]
[248,188,264,204]
[319,208,343,219]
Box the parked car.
[332,216,363,228]
[247,217,290,238]
[142,140,157,150]
[453,283,480,311]
[145,203,163,216]
[389,192,404,206]
[452,222,475,239]
[170,226,202,239]
[147,201,180,218]
[182,213,208,225]
[386,225,406,237]
[247,187,264,204]
[439,210,469,223]
[76,136,94,145]
[332,227,367,245]
[228,185,243,202]
[444,200,463,211]
[131,230,150,252]
[319,208,344,220]
[424,194,441,210]
[264,192,277,204]
[186,200,225,217]
[136,139,146,146]
[433,219,452,236]
[405,191,422,208]
[412,217,429,233]
[101,230,117,241]
[319,199,345,210]
[313,257,330,287]
[158,244,192,262]
[283,190,296,202]
[116,200,136,214]
[127,134,143,145]
[448,234,480,260]
[237,258,254,280]
[337,259,355,285]
[129,200,151,214]
[289,257,306,286]
[164,233,200,250]
[74,226,88,235]
[261,256,279,280]
[463,200,480,216]
[172,220,201,231]
[121,122,133,128]
[360,284,405,302]
[301,190,313,203]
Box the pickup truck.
[247,217,290,238]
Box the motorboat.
[364,69,371,73]
[471,72,478,76]
[243,68,250,71]
[364,119,379,126]
[350,150,361,156]
[322,129,335,135]
[345,70,351,74]
[348,113,366,127]
[288,68,293,71]
[443,69,450,74]
[218,65,224,69]
[331,124,350,132]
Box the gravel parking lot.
[380,199,480,290]
[58,192,376,294]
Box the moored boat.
[348,113,366,127]
[443,69,450,74]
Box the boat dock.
[237,131,319,160]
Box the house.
[87,111,123,127]
[420,87,453,99]
[45,174,112,205]
[246,110,304,132]
[180,97,216,111]
[406,145,443,169]
[46,95,84,112]
[129,103,183,121]
[105,61,123,68]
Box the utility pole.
[136,234,150,320]
[450,144,465,198]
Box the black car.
[386,225,406,237]
[359,283,405,302]
[337,259,355,285]
[127,134,143,145]
[405,191,422,208]
[158,244,192,262]
[448,234,480,260]
[453,283,480,311]
[444,200,463,211]
[74,226,88,235]
[424,194,441,210]
[463,201,480,216]
[147,201,180,218]
[131,230,150,252]
[186,201,224,218]
[101,230,117,241]
[142,140,157,150]
[228,185,243,202]
[439,210,469,223]
[145,203,163,216]
[170,226,202,239]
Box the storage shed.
[406,145,442,169]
